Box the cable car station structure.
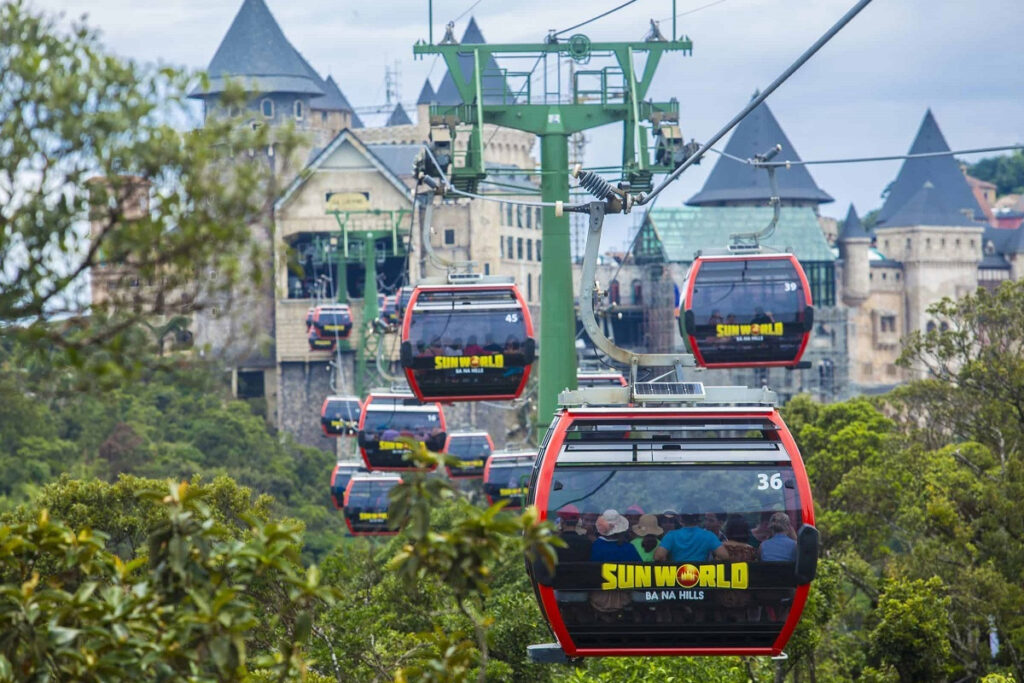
[414,10,696,420]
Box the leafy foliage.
[967,150,1024,196]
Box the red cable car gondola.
[527,406,818,658]
[330,461,366,509]
[311,304,353,341]
[576,371,628,388]
[320,395,362,437]
[680,254,813,368]
[443,431,494,479]
[482,450,536,510]
[357,390,446,472]
[399,284,536,401]
[342,473,401,536]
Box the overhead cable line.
[554,0,640,37]
[638,0,877,206]
[659,0,729,22]
[452,0,487,23]
[711,144,1024,167]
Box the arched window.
[609,280,620,305]
[631,279,642,305]
[926,321,936,333]
[294,100,304,120]
[526,207,532,229]
[261,98,274,118]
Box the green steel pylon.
[414,25,693,422]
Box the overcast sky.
[32,0,1024,246]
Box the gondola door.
[681,254,813,368]
[357,392,446,472]
[400,285,536,401]
[527,407,818,657]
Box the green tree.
[0,0,299,382]
[967,151,1024,196]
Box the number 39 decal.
[756,472,783,490]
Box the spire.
[875,109,984,227]
[839,204,870,241]
[883,180,978,228]
[686,100,833,206]
[435,17,512,106]
[416,79,436,105]
[190,0,324,98]
[386,103,413,127]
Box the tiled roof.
[386,103,413,127]
[979,250,1011,270]
[435,18,512,106]
[190,0,324,97]
[686,100,833,206]
[366,143,421,180]
[839,204,870,241]
[881,181,978,228]
[645,205,836,263]
[875,110,985,227]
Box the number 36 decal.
[756,472,783,490]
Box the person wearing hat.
[630,514,664,561]
[555,504,591,562]
[654,511,730,563]
[589,509,642,562]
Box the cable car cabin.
[400,285,536,401]
[680,254,813,368]
[483,450,536,510]
[330,462,366,509]
[444,431,494,479]
[576,372,628,388]
[527,407,818,657]
[343,473,401,536]
[381,295,401,327]
[308,329,336,352]
[396,286,415,317]
[311,304,353,341]
[321,395,362,437]
[357,391,446,471]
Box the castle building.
[183,2,539,449]
[618,100,847,402]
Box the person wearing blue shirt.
[589,509,642,562]
[654,512,730,562]
[758,512,798,562]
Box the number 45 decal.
[505,313,519,323]
[757,472,783,490]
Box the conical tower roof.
[386,103,413,127]
[190,0,324,98]
[435,18,512,106]
[687,99,833,206]
[312,76,363,127]
[883,180,977,228]
[875,110,984,227]
[839,204,870,240]
[416,79,436,105]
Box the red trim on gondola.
[342,476,400,537]
[683,253,812,369]
[444,432,494,479]
[531,407,815,657]
[320,396,363,438]
[400,284,535,402]
[356,393,445,472]
[330,463,343,509]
